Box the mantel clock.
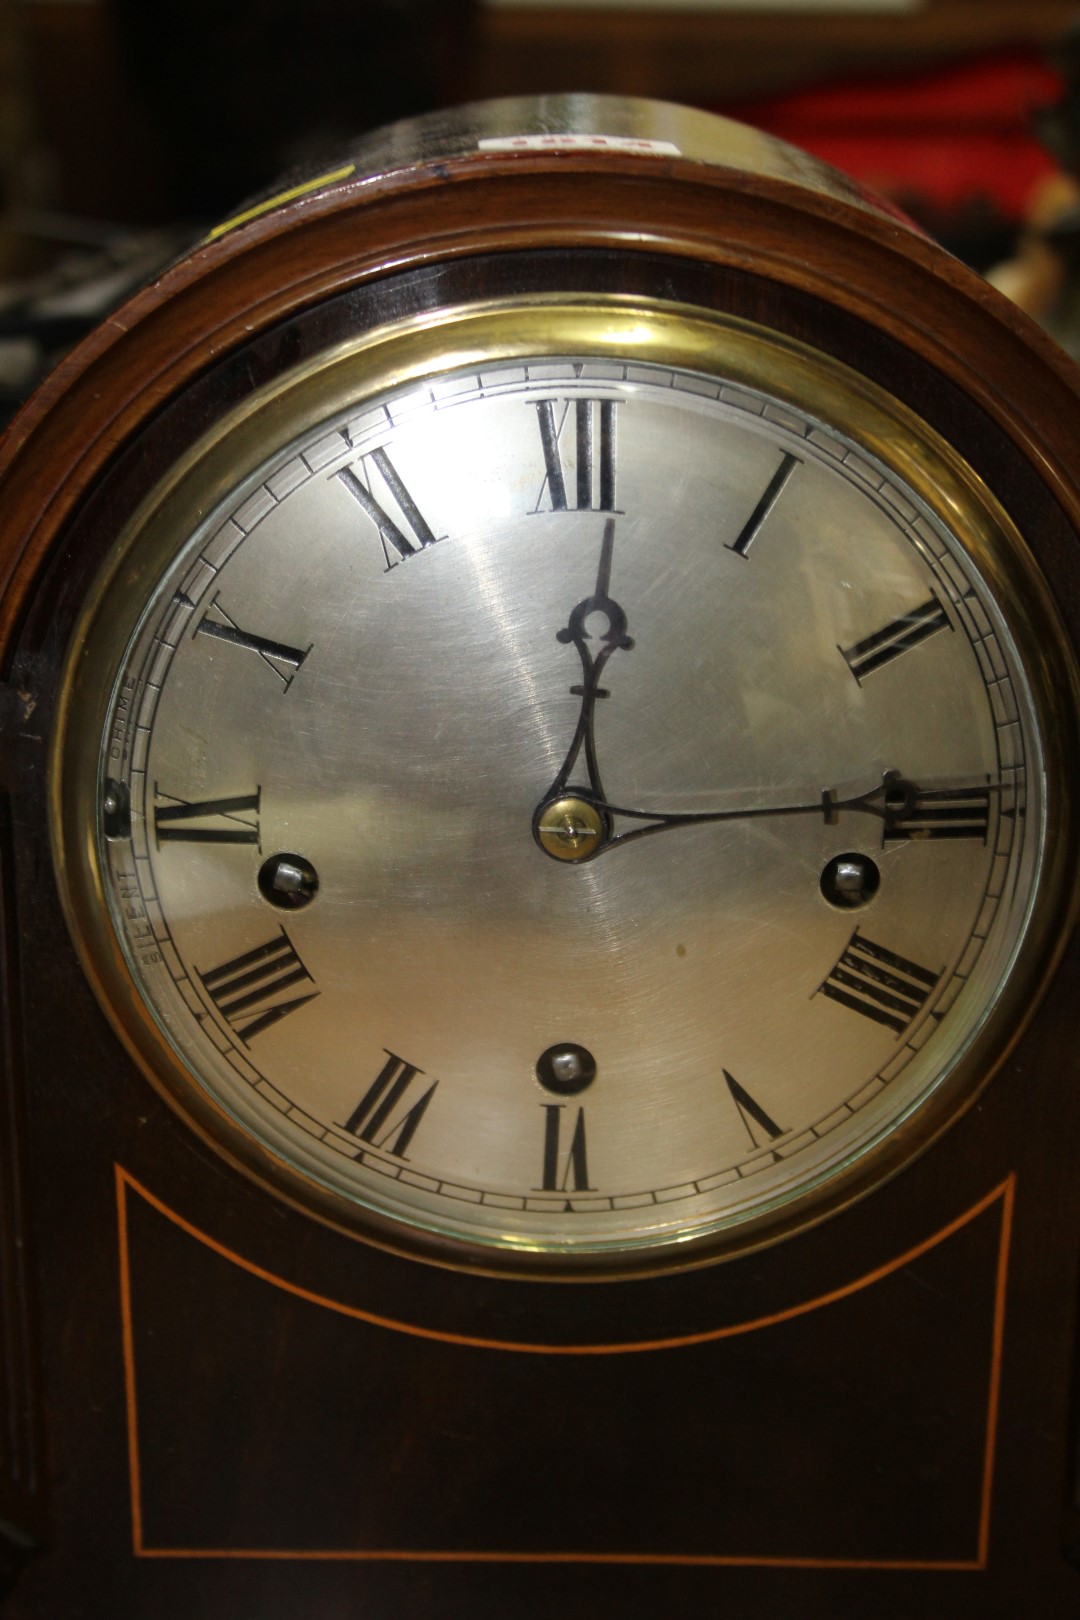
[0,95,1078,1618]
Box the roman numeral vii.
[339,1051,438,1159]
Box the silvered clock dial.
[51,299,1073,1272]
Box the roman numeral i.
[726,452,800,558]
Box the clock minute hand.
[544,516,634,802]
[580,770,996,856]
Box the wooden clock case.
[0,97,1078,1618]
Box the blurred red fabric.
[723,51,1064,223]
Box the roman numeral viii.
[339,1052,437,1159]
[818,932,940,1036]
[336,448,441,570]
[534,398,617,512]
[197,929,317,1044]
[154,787,260,847]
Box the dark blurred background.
[4,0,1080,420]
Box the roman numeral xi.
[336,448,441,571]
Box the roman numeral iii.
[339,1052,438,1159]
[534,398,617,512]
[882,777,992,843]
[197,929,317,1044]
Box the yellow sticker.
[205,163,357,242]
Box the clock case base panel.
[1,226,1079,1613]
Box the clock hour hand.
[542,515,634,805]
[534,770,995,861]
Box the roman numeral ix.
[154,787,260,847]
[339,1051,437,1159]
[197,929,317,1045]
[534,397,617,512]
[818,932,940,1036]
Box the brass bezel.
[50,295,1080,1278]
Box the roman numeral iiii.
[197,929,317,1044]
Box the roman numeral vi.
[539,1105,592,1192]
